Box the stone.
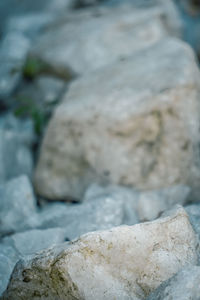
[83,183,139,225]
[2,207,199,299]
[185,204,200,238]
[0,244,20,296]
[35,38,200,200]
[147,266,200,300]
[0,175,38,236]
[2,228,68,256]
[37,195,126,239]
[0,114,34,182]
[0,32,30,98]
[30,4,170,75]
[137,185,190,221]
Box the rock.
[185,204,200,238]
[0,114,34,182]
[0,175,38,236]
[30,4,170,75]
[2,207,199,299]
[0,32,30,98]
[147,266,200,300]
[0,0,76,30]
[37,195,126,239]
[137,185,190,221]
[35,38,200,200]
[0,244,20,296]
[2,228,68,256]
[83,183,139,225]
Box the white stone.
[34,38,200,200]
[2,207,199,299]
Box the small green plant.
[23,57,46,80]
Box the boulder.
[35,38,200,200]
[2,207,199,299]
[147,266,200,300]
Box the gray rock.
[34,38,200,200]
[0,114,34,182]
[0,176,38,236]
[147,266,200,300]
[0,244,20,296]
[185,204,200,238]
[0,32,30,98]
[37,195,126,239]
[137,185,191,221]
[2,207,199,299]
[83,183,139,225]
[30,4,170,75]
[2,228,68,256]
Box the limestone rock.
[0,175,38,236]
[2,207,199,299]
[30,4,170,75]
[35,38,200,200]
[147,266,200,300]
[185,204,200,238]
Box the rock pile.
[1,0,200,299]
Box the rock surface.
[35,38,200,200]
[0,175,38,236]
[137,185,190,221]
[30,4,170,75]
[2,207,199,299]
[185,204,200,238]
[0,114,34,182]
[147,266,200,300]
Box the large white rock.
[35,38,200,200]
[30,3,172,75]
[2,207,199,299]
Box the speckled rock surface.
[2,207,199,299]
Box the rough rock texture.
[0,175,38,236]
[2,207,199,300]
[137,185,190,221]
[35,38,200,200]
[30,4,170,75]
[2,228,68,256]
[147,266,200,300]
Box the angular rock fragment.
[0,175,38,236]
[137,185,190,221]
[147,266,200,300]
[2,228,68,256]
[2,207,199,299]
[35,38,200,200]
